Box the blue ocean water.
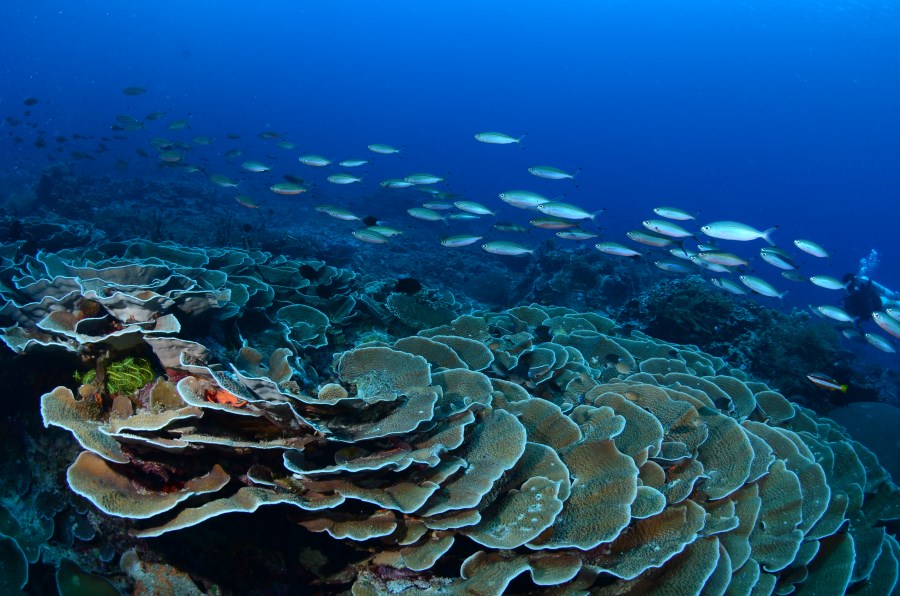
[4,0,899,281]
[0,1,898,346]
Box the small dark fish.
[34,137,47,148]
[122,86,146,96]
[5,117,22,126]
[225,133,241,140]
[70,151,95,160]
[114,159,129,171]
[23,97,39,106]
[23,110,30,117]
[55,135,67,143]
[135,148,149,158]
[283,174,306,185]
[258,131,284,140]
[72,133,88,140]
[395,278,423,295]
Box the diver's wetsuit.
[843,274,900,321]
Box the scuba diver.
[842,274,890,320]
[841,250,900,321]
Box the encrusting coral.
[1,239,899,594]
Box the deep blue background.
[2,1,899,306]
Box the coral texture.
[1,240,898,594]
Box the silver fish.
[701,221,777,244]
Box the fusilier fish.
[368,143,400,154]
[595,242,642,258]
[808,276,847,290]
[498,190,550,209]
[482,241,534,256]
[441,234,483,247]
[653,206,696,221]
[528,165,579,180]
[242,160,270,173]
[494,222,530,233]
[235,195,259,209]
[654,261,693,273]
[760,247,797,270]
[701,221,777,245]
[299,155,331,166]
[454,201,495,216]
[690,256,729,272]
[352,229,389,244]
[782,271,808,283]
[865,332,896,353]
[739,275,787,298]
[697,251,749,267]
[474,131,524,144]
[556,230,598,240]
[158,151,182,163]
[366,226,403,237]
[315,205,361,220]
[530,217,578,230]
[338,159,368,167]
[381,179,414,189]
[642,220,693,238]
[815,305,854,322]
[670,248,697,261]
[711,278,746,295]
[407,208,446,222]
[842,329,864,341]
[404,173,444,185]
[327,173,362,185]
[626,231,673,247]
[270,182,307,195]
[423,201,454,210]
[537,202,601,221]
[794,239,829,258]
[873,312,900,339]
[209,174,238,188]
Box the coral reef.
[0,239,897,594]
[616,277,846,405]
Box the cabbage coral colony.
[0,238,898,594]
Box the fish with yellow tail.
[806,373,848,393]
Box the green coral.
[73,368,97,386]
[105,357,154,395]
[74,357,154,395]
